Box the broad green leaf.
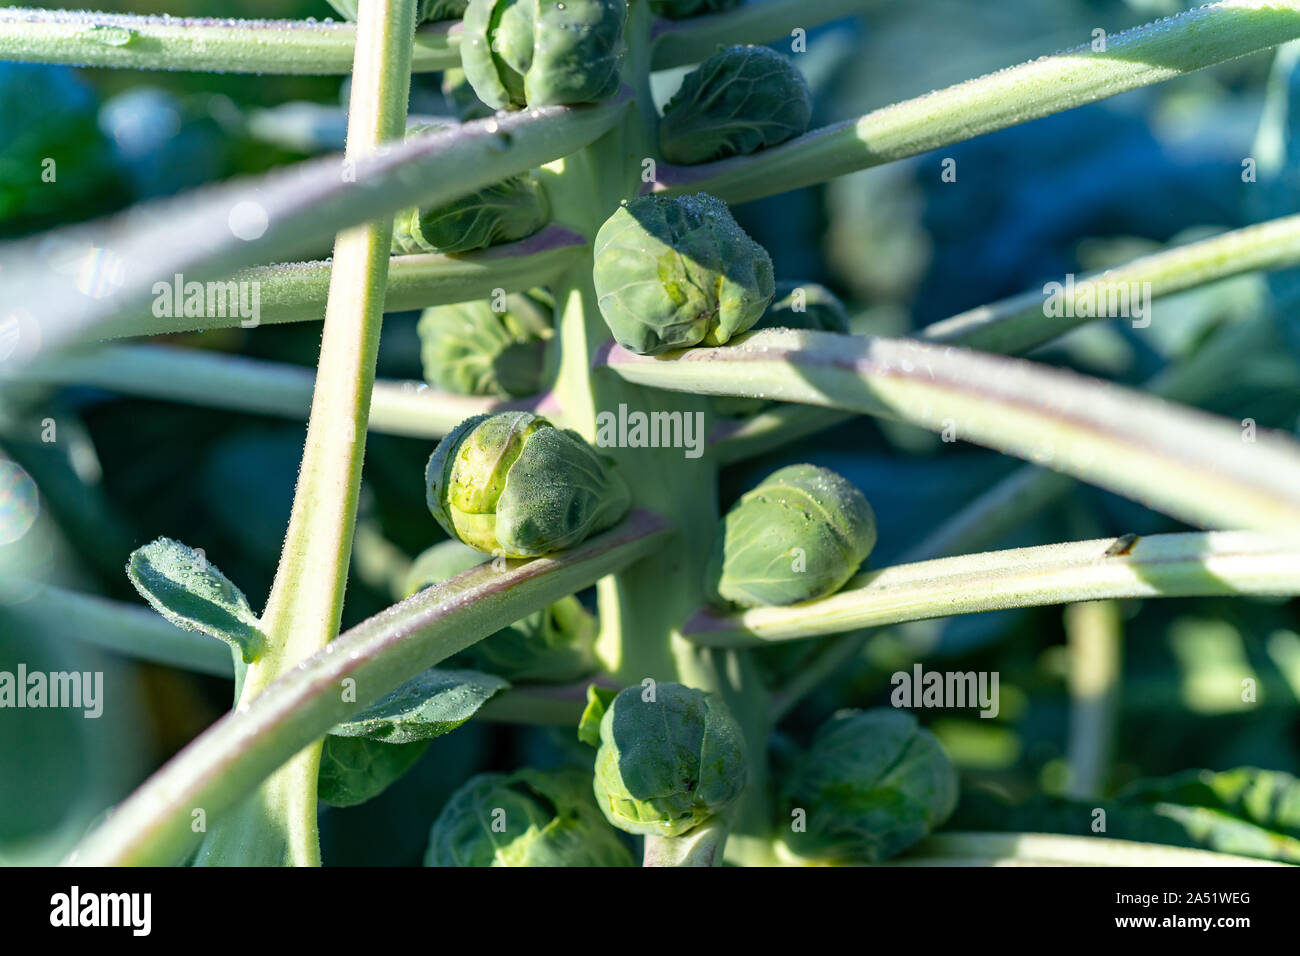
[318,736,432,808]
[953,767,1300,864]
[577,684,618,747]
[125,537,264,663]
[1119,768,1300,842]
[330,668,509,744]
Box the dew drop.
[83,24,135,47]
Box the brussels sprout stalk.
[195,0,420,866]
[643,816,732,866]
[539,1,774,864]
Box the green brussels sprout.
[441,67,494,122]
[650,0,741,20]
[404,539,599,683]
[417,292,551,398]
[779,709,959,863]
[325,0,467,22]
[392,158,549,255]
[426,411,630,558]
[592,682,747,837]
[593,193,774,355]
[459,0,626,110]
[426,767,634,866]
[659,46,812,166]
[705,463,876,608]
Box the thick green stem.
[542,0,773,865]
[643,817,731,866]
[195,0,417,868]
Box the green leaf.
[577,684,617,747]
[318,736,432,808]
[953,767,1300,864]
[125,537,264,664]
[1118,768,1300,843]
[330,668,509,744]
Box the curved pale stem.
[12,344,516,439]
[85,226,586,340]
[600,330,1300,540]
[656,0,1300,204]
[0,8,459,73]
[0,0,871,76]
[0,98,627,361]
[683,532,1300,648]
[919,214,1300,355]
[643,817,732,866]
[712,214,1300,464]
[191,0,419,869]
[883,833,1286,867]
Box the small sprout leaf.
[330,667,509,744]
[577,684,618,747]
[125,537,264,663]
[317,736,433,808]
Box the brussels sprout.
[651,0,741,20]
[459,0,626,111]
[426,767,634,866]
[659,46,812,166]
[426,411,630,558]
[325,0,466,22]
[418,292,551,398]
[593,193,774,355]
[592,682,747,837]
[779,709,958,864]
[705,463,876,608]
[404,540,599,682]
[441,67,493,122]
[392,158,549,255]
